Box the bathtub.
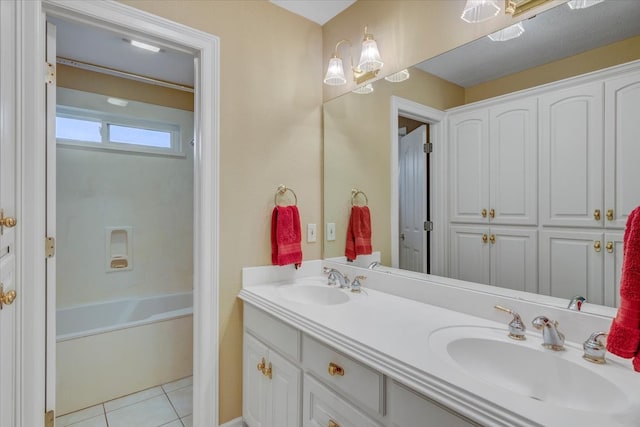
[56,292,194,415]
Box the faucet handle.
[351,275,366,293]
[583,332,607,364]
[568,295,586,311]
[494,305,526,340]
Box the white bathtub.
[56,292,194,415]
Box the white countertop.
[238,262,640,427]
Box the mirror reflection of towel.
[607,206,640,371]
[345,206,372,261]
[271,205,302,268]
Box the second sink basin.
[278,283,349,306]
[428,326,630,413]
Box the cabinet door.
[388,381,478,427]
[489,227,538,294]
[604,71,640,228]
[489,98,537,225]
[604,232,624,307]
[267,349,301,427]
[539,230,604,304]
[540,82,603,227]
[449,109,489,223]
[449,225,490,285]
[244,333,269,427]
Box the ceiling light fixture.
[384,69,410,83]
[129,39,161,53]
[488,22,525,42]
[324,26,383,86]
[107,97,129,107]
[352,83,374,94]
[461,0,501,23]
[567,0,605,9]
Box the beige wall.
[465,35,640,103]
[118,1,323,423]
[324,69,464,263]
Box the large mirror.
[324,0,640,310]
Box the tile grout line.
[162,385,184,427]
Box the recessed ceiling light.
[129,39,161,53]
[107,97,128,107]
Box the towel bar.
[351,189,368,206]
[274,185,298,206]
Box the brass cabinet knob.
[264,362,272,380]
[489,234,496,244]
[489,208,495,219]
[594,241,601,252]
[328,421,340,427]
[328,362,344,376]
[607,209,614,221]
[594,209,601,221]
[0,284,16,310]
[481,209,487,218]
[606,241,614,253]
[257,357,266,373]
[0,209,16,232]
[482,234,488,243]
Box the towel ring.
[274,185,298,206]
[351,189,368,206]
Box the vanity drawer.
[302,335,384,415]
[303,374,383,427]
[244,304,300,361]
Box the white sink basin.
[278,284,349,306]
[429,326,630,413]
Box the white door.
[604,231,624,307]
[267,349,301,427]
[449,225,490,285]
[399,125,426,272]
[244,333,269,427]
[539,230,604,304]
[489,98,538,226]
[605,71,640,228]
[448,109,489,224]
[540,82,603,227]
[0,2,18,426]
[489,227,538,294]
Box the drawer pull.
[257,357,266,373]
[482,234,488,243]
[328,362,344,376]
[594,241,601,252]
[264,362,272,379]
[489,208,495,219]
[328,421,340,427]
[594,209,601,221]
[606,241,614,253]
[489,234,496,244]
[481,208,487,218]
[607,209,614,221]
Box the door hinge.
[424,221,433,231]
[423,143,433,153]
[45,410,54,427]
[45,62,56,85]
[45,237,55,258]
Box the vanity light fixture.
[352,83,374,95]
[567,0,605,9]
[324,26,384,86]
[384,69,410,83]
[107,97,128,107]
[129,39,161,53]
[488,22,525,42]
[461,0,500,23]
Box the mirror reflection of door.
[49,16,196,426]
[398,119,430,273]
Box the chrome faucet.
[567,295,586,311]
[323,267,350,288]
[368,261,381,269]
[583,332,607,364]
[532,316,565,351]
[494,305,526,340]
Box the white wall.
[56,88,194,308]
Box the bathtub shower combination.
[56,292,194,415]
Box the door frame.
[389,96,446,275]
[18,1,220,425]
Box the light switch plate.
[326,223,336,241]
[307,223,317,242]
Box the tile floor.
[56,376,193,427]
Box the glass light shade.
[487,22,525,42]
[352,83,374,95]
[461,0,501,23]
[384,69,410,83]
[567,0,605,9]
[358,38,383,72]
[324,57,347,86]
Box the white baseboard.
[220,417,244,427]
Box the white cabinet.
[450,225,537,293]
[449,98,537,225]
[388,381,478,427]
[605,70,640,228]
[539,230,623,305]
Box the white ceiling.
[270,0,356,25]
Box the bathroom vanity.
[239,261,640,427]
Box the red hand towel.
[345,206,372,261]
[271,205,302,268]
[607,206,640,371]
